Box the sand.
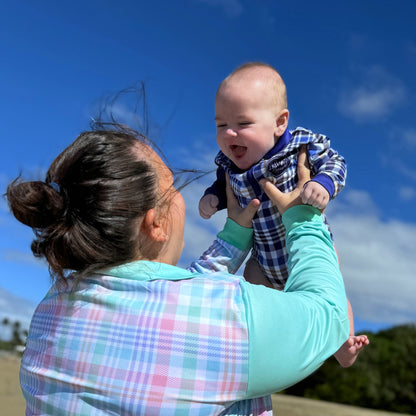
[0,352,25,415]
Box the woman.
[7,127,349,415]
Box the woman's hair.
[6,128,162,284]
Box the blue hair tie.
[49,182,61,193]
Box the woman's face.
[145,145,186,266]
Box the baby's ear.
[275,109,289,137]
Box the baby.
[200,62,368,367]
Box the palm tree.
[12,320,22,346]
[1,317,10,341]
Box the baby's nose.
[226,128,237,136]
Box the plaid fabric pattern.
[20,244,272,415]
[187,232,253,276]
[214,127,346,288]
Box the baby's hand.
[199,194,219,219]
[301,181,330,210]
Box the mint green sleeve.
[217,217,253,251]
[241,205,349,397]
[187,218,253,275]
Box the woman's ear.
[141,209,169,242]
[275,109,289,137]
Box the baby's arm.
[302,130,347,204]
[199,194,219,219]
[301,181,330,210]
[199,166,228,219]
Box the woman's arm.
[242,146,349,396]
[242,205,349,396]
[187,217,253,274]
[188,175,260,274]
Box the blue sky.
[1,0,415,334]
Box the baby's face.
[215,78,280,170]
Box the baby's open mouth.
[230,145,247,158]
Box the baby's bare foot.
[334,335,369,368]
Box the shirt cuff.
[217,218,253,251]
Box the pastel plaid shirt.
[20,207,349,415]
[204,127,347,288]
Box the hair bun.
[7,180,65,228]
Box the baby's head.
[215,62,289,170]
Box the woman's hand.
[226,173,260,228]
[260,146,312,215]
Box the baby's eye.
[216,123,226,128]
[239,121,252,126]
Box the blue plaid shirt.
[204,127,347,288]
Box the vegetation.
[285,324,416,414]
[0,317,27,353]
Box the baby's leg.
[334,335,370,368]
[243,257,274,288]
[334,299,369,367]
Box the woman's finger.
[225,172,239,211]
[260,179,302,215]
[226,172,260,228]
[260,178,283,202]
[238,198,260,228]
[296,145,311,189]
[260,178,299,215]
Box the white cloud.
[91,101,151,136]
[1,249,47,268]
[402,128,416,148]
[383,155,416,182]
[388,126,416,150]
[398,186,416,201]
[180,180,228,264]
[326,190,416,326]
[0,287,36,336]
[173,132,219,172]
[381,128,416,185]
[0,198,9,216]
[338,66,406,122]
[0,174,14,215]
[196,0,244,18]
[87,85,167,141]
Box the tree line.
[284,324,416,414]
[0,317,28,351]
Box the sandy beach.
[0,352,25,415]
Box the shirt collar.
[101,260,195,281]
[264,128,292,159]
[215,128,292,173]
